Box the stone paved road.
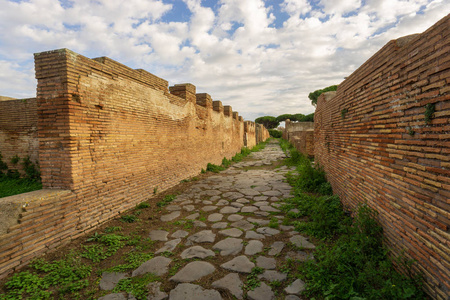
[99,140,315,300]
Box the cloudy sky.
[0,0,448,121]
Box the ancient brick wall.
[255,123,270,143]
[0,48,268,279]
[244,121,256,148]
[314,15,449,299]
[0,98,39,170]
[284,120,315,157]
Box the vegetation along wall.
[0,48,268,279]
[314,15,449,299]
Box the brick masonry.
[0,49,268,279]
[283,120,315,157]
[314,15,449,299]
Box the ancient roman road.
[99,140,316,300]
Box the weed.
[244,267,264,291]
[113,273,159,300]
[222,157,232,168]
[183,220,194,229]
[424,103,435,124]
[10,155,20,165]
[206,163,225,173]
[121,215,138,223]
[268,217,279,229]
[153,186,158,194]
[201,168,206,174]
[82,234,128,262]
[157,194,176,207]
[341,108,348,119]
[136,202,150,209]
[107,252,154,272]
[86,232,103,242]
[408,128,415,136]
[160,251,174,258]
[168,263,182,276]
[105,226,122,233]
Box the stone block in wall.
[213,100,223,113]
[223,105,232,117]
[232,112,239,120]
[239,116,243,122]
[169,83,197,104]
[196,93,213,108]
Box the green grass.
[156,194,176,207]
[281,139,425,300]
[0,177,42,198]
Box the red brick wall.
[314,15,449,299]
[284,120,315,157]
[0,49,268,279]
[0,98,39,170]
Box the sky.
[0,0,448,121]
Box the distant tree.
[301,113,314,122]
[268,129,282,138]
[255,116,279,129]
[276,114,293,122]
[308,85,338,106]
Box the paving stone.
[231,219,255,231]
[271,203,281,208]
[98,293,127,300]
[239,188,261,196]
[193,220,207,227]
[156,238,181,254]
[171,230,189,238]
[202,205,218,212]
[183,205,195,212]
[285,295,301,300]
[289,235,316,249]
[245,231,266,240]
[186,230,216,244]
[222,192,245,200]
[241,206,258,213]
[132,256,172,277]
[200,190,222,196]
[213,238,243,255]
[245,240,263,255]
[236,198,250,204]
[180,246,216,259]
[289,208,299,214]
[220,206,241,214]
[149,230,169,242]
[146,282,168,300]
[203,200,213,205]
[260,205,280,212]
[219,228,243,237]
[228,214,244,222]
[210,196,221,201]
[253,186,271,192]
[256,256,276,269]
[99,272,128,290]
[221,255,255,273]
[247,218,270,226]
[211,222,228,229]
[284,279,306,295]
[247,282,275,300]
[231,202,245,208]
[280,225,295,231]
[285,251,315,262]
[262,190,282,196]
[185,213,199,220]
[268,196,279,202]
[268,241,285,256]
[254,211,270,217]
[170,261,215,283]
[216,199,229,206]
[258,270,287,282]
[165,204,181,211]
[256,227,280,236]
[211,273,244,300]
[253,196,269,201]
[160,211,180,222]
[253,201,270,207]
[208,213,223,222]
[179,200,193,205]
[169,283,222,300]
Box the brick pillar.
[169,83,197,104]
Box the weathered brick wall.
[314,15,449,299]
[244,121,256,148]
[0,98,39,170]
[284,120,315,157]
[255,123,270,143]
[0,48,268,279]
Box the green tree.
[308,85,337,106]
[255,116,279,129]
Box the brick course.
[314,15,449,299]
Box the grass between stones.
[279,138,426,300]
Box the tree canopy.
[255,113,314,129]
[255,116,279,129]
[308,85,338,106]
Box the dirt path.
[96,140,315,300]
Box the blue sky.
[0,0,448,121]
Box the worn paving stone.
[146,282,168,300]
[216,199,229,206]
[285,295,301,300]
[268,241,285,256]
[290,235,316,249]
[280,225,295,231]
[202,205,218,212]
[160,211,181,222]
[231,219,255,231]
[247,218,270,226]
[185,212,199,220]
[210,196,222,201]
[245,231,266,240]
[221,255,255,273]
[245,240,263,255]
[166,205,181,211]
[193,220,207,227]
[203,200,213,205]
[256,256,276,269]
[183,205,195,212]
[98,293,127,300]
[258,270,287,282]
[169,283,222,300]
[236,198,250,204]
[239,189,261,196]
[170,261,215,283]
[171,230,189,238]
[220,206,241,214]
[254,211,270,217]
[186,230,216,244]
[211,222,228,229]
[230,202,245,208]
[257,227,280,236]
[200,190,222,196]
[180,246,215,259]
[262,191,282,196]
[156,238,181,254]
[212,273,244,300]
[241,206,258,213]
[285,251,315,262]
[222,192,245,200]
[247,282,275,300]
[149,230,169,242]
[132,256,172,277]
[99,272,128,290]
[253,201,270,207]
[260,205,280,212]
[208,213,223,222]
[213,238,243,255]
[219,228,243,237]
[285,279,306,295]
[228,214,244,222]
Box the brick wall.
[0,98,39,171]
[284,120,315,157]
[314,15,449,299]
[244,121,256,148]
[0,49,268,279]
[256,123,270,143]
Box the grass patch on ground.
[281,139,425,300]
[0,177,42,198]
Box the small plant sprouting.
[341,108,348,119]
[121,215,137,223]
[156,194,176,207]
[136,202,150,209]
[408,128,415,136]
[153,186,158,194]
[424,103,435,124]
[10,155,20,165]
[244,267,264,291]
